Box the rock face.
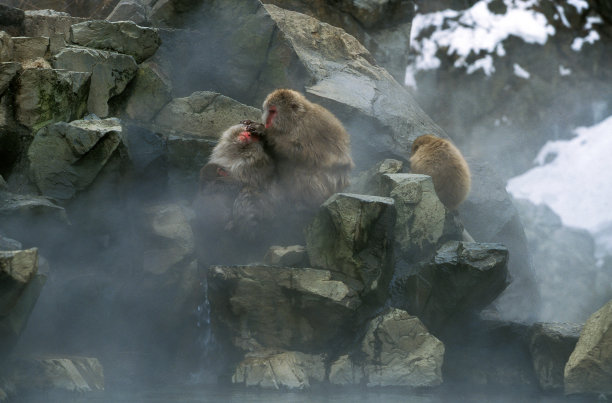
[305,193,395,300]
[564,299,612,395]
[15,68,90,130]
[53,47,138,117]
[207,265,362,352]
[391,241,509,332]
[70,20,161,63]
[12,356,104,392]
[27,117,124,200]
[329,308,444,387]
[0,248,45,359]
[529,322,581,392]
[233,349,325,390]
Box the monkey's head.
[262,89,307,132]
[411,134,438,154]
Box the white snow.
[513,63,530,79]
[559,65,572,76]
[410,0,555,76]
[507,115,612,253]
[568,0,589,13]
[571,30,600,51]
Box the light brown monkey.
[199,123,275,233]
[410,134,471,210]
[259,89,354,209]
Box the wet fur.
[410,134,471,210]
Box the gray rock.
[24,9,85,41]
[0,4,24,37]
[12,356,104,392]
[233,349,325,390]
[0,235,21,251]
[565,299,612,395]
[0,191,67,223]
[529,322,582,392]
[329,308,444,387]
[12,36,49,63]
[122,61,172,122]
[142,203,195,275]
[106,0,150,25]
[71,20,161,63]
[0,31,14,62]
[391,241,509,332]
[0,62,20,95]
[382,173,463,260]
[154,91,261,138]
[53,47,138,118]
[0,248,37,283]
[263,245,308,267]
[208,265,362,352]
[305,193,395,300]
[15,68,90,130]
[348,158,404,196]
[27,118,124,200]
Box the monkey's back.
[410,136,471,210]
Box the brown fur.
[410,134,471,210]
[262,89,354,208]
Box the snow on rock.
[507,115,612,253]
[409,0,555,76]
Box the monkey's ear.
[290,103,299,111]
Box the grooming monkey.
[410,134,471,210]
[250,89,354,209]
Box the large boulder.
[15,68,90,130]
[329,308,444,387]
[232,349,325,390]
[0,4,24,36]
[207,265,362,352]
[27,117,124,200]
[120,61,172,122]
[391,241,509,332]
[305,193,395,300]
[70,20,161,63]
[529,322,581,392]
[11,37,49,63]
[0,32,14,62]
[564,299,612,395]
[23,9,85,42]
[11,356,104,392]
[52,47,138,117]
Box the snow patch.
[513,63,530,79]
[571,30,600,51]
[559,65,572,76]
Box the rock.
[348,158,404,196]
[381,173,463,260]
[263,245,308,267]
[0,191,67,224]
[0,248,45,359]
[391,241,509,332]
[70,20,161,63]
[208,265,362,352]
[15,68,90,130]
[107,0,149,25]
[12,356,104,392]
[0,62,20,95]
[142,203,195,275]
[0,32,14,63]
[23,10,85,42]
[27,117,124,200]
[154,91,261,138]
[53,47,138,118]
[121,61,172,122]
[459,161,538,322]
[0,235,21,251]
[12,36,49,63]
[329,308,444,387]
[515,199,610,323]
[305,193,395,300]
[232,349,325,390]
[0,4,24,37]
[166,134,216,199]
[564,299,612,395]
[529,322,582,392]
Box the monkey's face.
[235,130,261,145]
[262,89,306,133]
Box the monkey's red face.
[237,131,261,144]
[265,105,277,128]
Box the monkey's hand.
[241,120,265,137]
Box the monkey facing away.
[410,134,471,210]
[199,123,275,234]
[258,89,354,209]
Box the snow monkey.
[410,134,471,210]
[199,123,275,232]
[256,88,354,209]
